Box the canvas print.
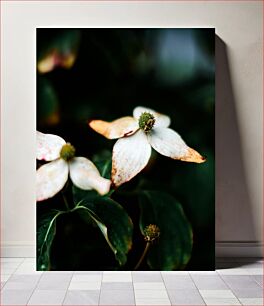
[36,28,215,271]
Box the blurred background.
[37,28,215,270]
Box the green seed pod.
[60,143,76,161]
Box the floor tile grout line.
[131,271,136,306]
[242,260,264,288]
[217,271,244,305]
[249,274,263,289]
[1,257,39,305]
[61,271,74,305]
[26,259,56,305]
[25,264,48,305]
[160,271,173,305]
[132,271,137,306]
[1,277,8,290]
[134,271,170,305]
[238,297,264,306]
[1,257,28,290]
[97,271,104,306]
[9,257,26,273]
[188,271,208,305]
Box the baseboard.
[216,241,263,258]
[1,242,35,257]
[1,242,263,258]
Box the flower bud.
[143,224,160,242]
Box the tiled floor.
[0,258,263,305]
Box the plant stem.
[134,242,151,270]
[62,191,70,211]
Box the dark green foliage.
[73,186,133,266]
[139,191,193,270]
[37,210,63,270]
[93,150,112,179]
[37,77,59,125]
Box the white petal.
[148,127,206,163]
[112,130,151,187]
[37,131,66,161]
[69,157,111,195]
[133,106,171,128]
[36,159,69,201]
[89,116,139,139]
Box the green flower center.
[60,143,75,161]
[138,112,155,132]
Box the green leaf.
[139,190,193,270]
[96,159,112,179]
[72,185,99,205]
[37,210,63,271]
[75,206,117,255]
[74,197,133,266]
[93,150,112,179]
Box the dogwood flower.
[36,131,111,201]
[89,106,206,187]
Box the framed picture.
[36,28,215,271]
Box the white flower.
[36,131,111,201]
[89,106,205,187]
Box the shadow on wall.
[215,35,258,266]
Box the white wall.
[1,1,262,257]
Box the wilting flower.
[37,49,77,74]
[36,131,111,201]
[89,106,206,187]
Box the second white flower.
[89,106,205,187]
